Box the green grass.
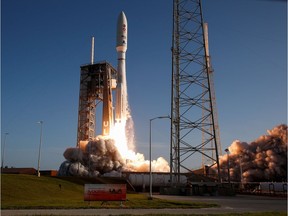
[1,174,84,208]
[1,174,217,209]
[1,174,286,216]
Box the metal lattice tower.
[170,0,221,182]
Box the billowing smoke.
[58,136,170,177]
[215,124,287,182]
[58,137,124,176]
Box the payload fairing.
[115,11,128,122]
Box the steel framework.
[170,0,221,182]
[77,61,117,146]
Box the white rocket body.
[115,11,128,122]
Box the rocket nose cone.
[116,11,128,51]
[117,11,127,27]
[118,11,126,21]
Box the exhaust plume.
[58,135,170,177]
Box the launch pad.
[77,61,117,146]
[74,5,221,180]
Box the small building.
[1,167,36,175]
[40,170,58,176]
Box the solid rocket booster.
[115,11,128,122]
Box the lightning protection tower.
[170,0,221,183]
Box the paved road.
[155,194,287,213]
[1,195,287,215]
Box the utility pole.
[37,121,43,177]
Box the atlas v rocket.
[76,12,128,145]
[115,11,128,122]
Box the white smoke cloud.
[123,155,170,173]
[215,124,287,182]
[58,136,170,177]
[58,137,124,176]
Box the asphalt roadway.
[1,194,287,215]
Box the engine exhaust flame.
[58,110,170,176]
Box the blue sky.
[1,0,287,170]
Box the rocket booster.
[116,11,128,53]
[115,11,128,122]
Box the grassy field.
[1,174,286,216]
[1,174,217,209]
[1,174,84,208]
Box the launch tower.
[170,0,222,182]
[76,60,117,146]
